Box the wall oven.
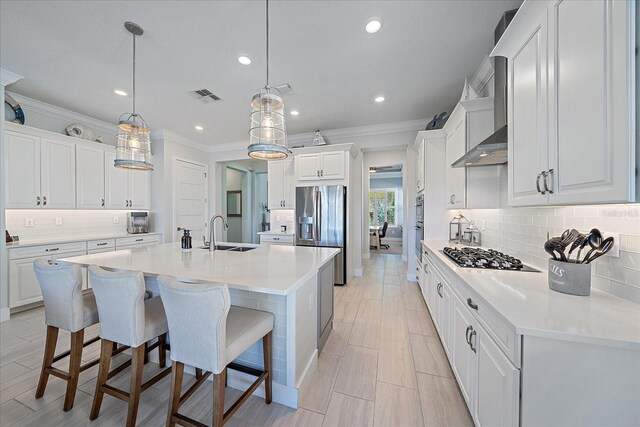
[415,195,424,263]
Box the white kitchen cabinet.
[259,233,295,246]
[5,131,75,209]
[452,295,477,408]
[76,144,106,209]
[8,241,88,308]
[116,233,161,249]
[105,148,150,210]
[268,158,295,209]
[415,138,425,193]
[296,151,345,181]
[443,98,496,209]
[444,112,467,209]
[476,325,520,427]
[5,131,40,208]
[495,0,637,206]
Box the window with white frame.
[369,189,397,226]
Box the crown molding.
[1,69,23,86]
[209,118,427,153]
[6,91,117,136]
[150,128,210,153]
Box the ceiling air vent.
[189,89,221,103]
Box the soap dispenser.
[180,228,192,250]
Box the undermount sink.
[199,245,257,252]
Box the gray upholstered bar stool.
[158,275,274,427]
[88,265,171,427]
[33,259,101,411]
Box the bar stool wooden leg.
[195,368,203,379]
[63,329,84,411]
[167,361,184,427]
[263,332,273,404]
[158,334,167,368]
[90,339,114,420]
[212,368,226,427]
[35,326,59,399]
[126,344,146,427]
[143,342,149,364]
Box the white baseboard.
[0,307,9,322]
[362,252,370,259]
[296,349,318,390]
[406,272,417,282]
[354,268,363,277]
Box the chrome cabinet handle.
[467,298,478,311]
[437,283,443,298]
[544,169,554,194]
[45,247,59,252]
[536,172,543,194]
[97,242,108,246]
[273,237,280,240]
[321,169,324,177]
[101,198,105,207]
[469,329,477,353]
[136,238,143,242]
[465,325,472,345]
[449,194,455,204]
[43,196,47,206]
[36,196,41,206]
[317,170,320,177]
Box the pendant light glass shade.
[115,21,153,171]
[247,0,290,160]
[248,86,289,160]
[115,112,153,169]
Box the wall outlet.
[113,217,119,224]
[602,232,620,258]
[287,215,294,222]
[25,218,34,227]
[55,217,63,226]
[308,294,314,311]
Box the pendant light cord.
[132,32,136,115]
[266,0,269,87]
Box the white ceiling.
[0,0,521,146]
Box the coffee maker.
[127,212,149,234]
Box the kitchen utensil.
[567,233,587,262]
[545,239,559,260]
[579,229,603,263]
[583,236,614,264]
[550,240,568,262]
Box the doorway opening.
[369,164,403,255]
[219,159,268,244]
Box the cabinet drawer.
[116,234,160,248]
[260,234,294,244]
[9,241,87,260]
[454,279,519,367]
[87,239,116,251]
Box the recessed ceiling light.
[194,125,204,131]
[374,96,385,103]
[365,18,383,34]
[113,89,127,96]
[290,110,299,116]
[238,56,251,65]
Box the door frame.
[172,157,209,244]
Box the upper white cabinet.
[443,98,497,209]
[5,131,75,209]
[268,158,295,209]
[296,151,345,181]
[76,144,106,209]
[104,148,150,210]
[415,137,425,193]
[495,0,637,206]
[4,124,151,210]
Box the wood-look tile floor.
[0,252,472,426]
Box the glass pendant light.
[115,21,153,170]
[248,0,290,160]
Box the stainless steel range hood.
[452,9,517,169]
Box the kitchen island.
[59,242,340,408]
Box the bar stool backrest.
[88,265,147,347]
[33,259,85,332]
[158,275,230,374]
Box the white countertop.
[6,232,163,249]
[422,240,640,349]
[59,242,339,296]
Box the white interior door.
[174,159,208,243]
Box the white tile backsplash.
[460,204,640,304]
[6,210,129,241]
[269,209,295,233]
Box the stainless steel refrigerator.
[295,185,347,285]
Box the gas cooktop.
[440,247,539,272]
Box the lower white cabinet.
[452,295,478,407]
[259,233,295,246]
[116,234,161,249]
